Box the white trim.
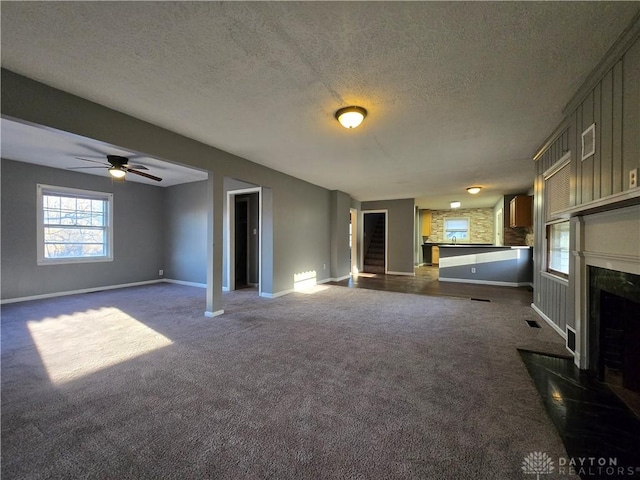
[541,271,570,286]
[164,279,206,288]
[204,309,225,318]
[361,209,388,274]
[531,303,567,339]
[260,289,293,299]
[0,279,163,304]
[582,251,640,275]
[386,271,415,276]
[226,187,262,295]
[566,325,578,359]
[439,278,529,287]
[37,183,114,265]
[543,152,571,179]
[332,274,352,282]
[581,123,596,161]
[222,286,230,292]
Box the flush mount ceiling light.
[450,201,461,209]
[108,166,126,179]
[335,106,367,129]
[466,186,482,194]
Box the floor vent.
[470,298,491,302]
[526,320,541,328]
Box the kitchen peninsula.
[438,245,533,287]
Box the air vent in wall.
[566,327,576,353]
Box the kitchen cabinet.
[432,246,439,264]
[421,210,432,237]
[509,195,532,227]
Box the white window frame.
[444,217,470,242]
[546,219,570,279]
[37,184,114,265]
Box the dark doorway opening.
[234,197,249,289]
[363,212,386,274]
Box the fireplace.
[588,266,640,392]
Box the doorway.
[234,197,249,288]
[227,188,261,294]
[350,208,358,275]
[495,208,503,246]
[362,211,387,274]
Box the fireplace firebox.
[589,266,640,393]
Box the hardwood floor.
[330,265,533,306]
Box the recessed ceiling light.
[450,201,461,209]
[466,186,482,194]
[335,106,367,129]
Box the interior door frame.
[361,209,388,274]
[226,187,262,295]
[350,208,358,275]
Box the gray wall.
[1,70,338,305]
[164,180,208,285]
[361,198,415,274]
[532,27,640,335]
[1,159,164,299]
[330,190,351,280]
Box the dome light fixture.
[450,201,461,209]
[109,166,126,179]
[335,106,367,129]
[466,186,482,194]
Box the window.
[37,184,113,265]
[444,217,469,241]
[546,221,569,277]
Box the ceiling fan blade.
[122,164,149,170]
[68,166,107,170]
[75,156,110,166]
[126,168,162,182]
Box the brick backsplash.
[429,208,494,243]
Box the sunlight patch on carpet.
[27,307,173,385]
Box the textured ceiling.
[1,2,638,208]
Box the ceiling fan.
[70,155,162,182]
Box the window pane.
[39,186,111,262]
[548,221,569,275]
[445,219,468,230]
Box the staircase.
[364,217,385,274]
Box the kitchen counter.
[438,245,533,286]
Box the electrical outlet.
[159,269,164,276]
[630,168,638,189]
[471,267,476,274]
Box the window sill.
[541,271,569,286]
[38,257,114,266]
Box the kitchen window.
[444,217,469,242]
[37,184,113,265]
[546,221,569,278]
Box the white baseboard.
[260,289,293,299]
[222,286,230,292]
[164,279,206,288]
[438,277,529,287]
[0,279,164,305]
[386,271,415,276]
[531,303,567,339]
[204,309,225,318]
[329,274,352,282]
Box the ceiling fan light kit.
[71,154,162,182]
[108,166,126,179]
[335,106,367,129]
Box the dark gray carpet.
[2,283,570,479]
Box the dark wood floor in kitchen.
[330,265,533,306]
